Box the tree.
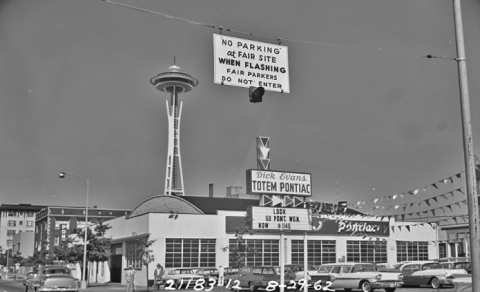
[53,236,82,264]
[136,234,157,291]
[11,250,23,264]
[72,220,112,263]
[28,240,54,266]
[221,218,258,268]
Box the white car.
[316,263,403,292]
[163,268,204,289]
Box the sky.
[1,0,480,221]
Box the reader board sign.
[213,34,290,93]
[248,206,311,231]
[246,169,312,196]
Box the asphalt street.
[0,279,458,292]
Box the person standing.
[125,265,136,292]
[218,265,224,286]
[153,264,164,291]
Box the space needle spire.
[150,60,198,196]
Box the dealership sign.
[311,215,390,236]
[246,169,312,196]
[248,206,311,231]
[60,224,67,241]
[213,34,289,93]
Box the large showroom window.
[438,243,447,258]
[165,239,216,268]
[347,240,387,263]
[291,240,336,266]
[228,239,279,267]
[396,241,428,261]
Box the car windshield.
[175,269,193,274]
[43,269,70,275]
[353,265,376,272]
[317,266,333,273]
[422,263,441,270]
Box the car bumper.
[439,277,454,286]
[371,281,404,289]
[37,288,78,292]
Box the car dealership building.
[101,194,438,287]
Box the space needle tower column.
[150,61,198,196]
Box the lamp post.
[1,227,10,280]
[59,172,89,289]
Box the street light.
[59,172,89,289]
[1,227,10,280]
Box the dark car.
[24,265,79,292]
[196,268,219,281]
[229,265,296,291]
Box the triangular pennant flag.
[431,209,436,216]
[440,194,448,200]
[432,197,438,203]
[394,205,400,209]
[461,199,468,205]
[449,177,454,184]
[401,214,405,221]
[457,188,465,195]
[414,189,419,195]
[392,194,398,200]
[398,226,402,231]
[406,225,410,232]
[422,187,427,192]
[403,205,407,211]
[432,183,438,189]
[425,199,431,207]
[374,198,379,204]
[448,191,454,199]
[455,202,462,209]
[408,191,414,195]
[416,212,421,217]
[380,206,385,209]
[446,205,453,212]
[400,193,405,198]
[409,203,415,208]
[456,173,462,179]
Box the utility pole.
[452,0,480,291]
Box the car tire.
[430,277,442,289]
[385,289,396,292]
[175,280,181,289]
[344,289,353,292]
[249,281,258,292]
[360,281,374,292]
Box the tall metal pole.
[59,172,89,289]
[452,0,480,290]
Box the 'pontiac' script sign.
[246,169,312,196]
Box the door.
[110,254,122,283]
[402,264,420,285]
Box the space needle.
[150,60,198,196]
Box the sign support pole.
[453,0,480,291]
[303,232,308,292]
[280,231,285,292]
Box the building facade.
[12,231,35,258]
[0,204,46,251]
[34,206,131,253]
[101,195,438,287]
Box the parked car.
[284,264,315,282]
[228,265,296,291]
[195,268,219,282]
[375,263,403,272]
[163,268,204,289]
[24,265,79,292]
[316,262,403,292]
[393,261,468,288]
[224,266,239,285]
[452,277,472,292]
[439,261,471,274]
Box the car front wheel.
[385,289,396,292]
[430,277,442,289]
[249,281,258,292]
[361,281,374,292]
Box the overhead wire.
[100,0,457,61]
